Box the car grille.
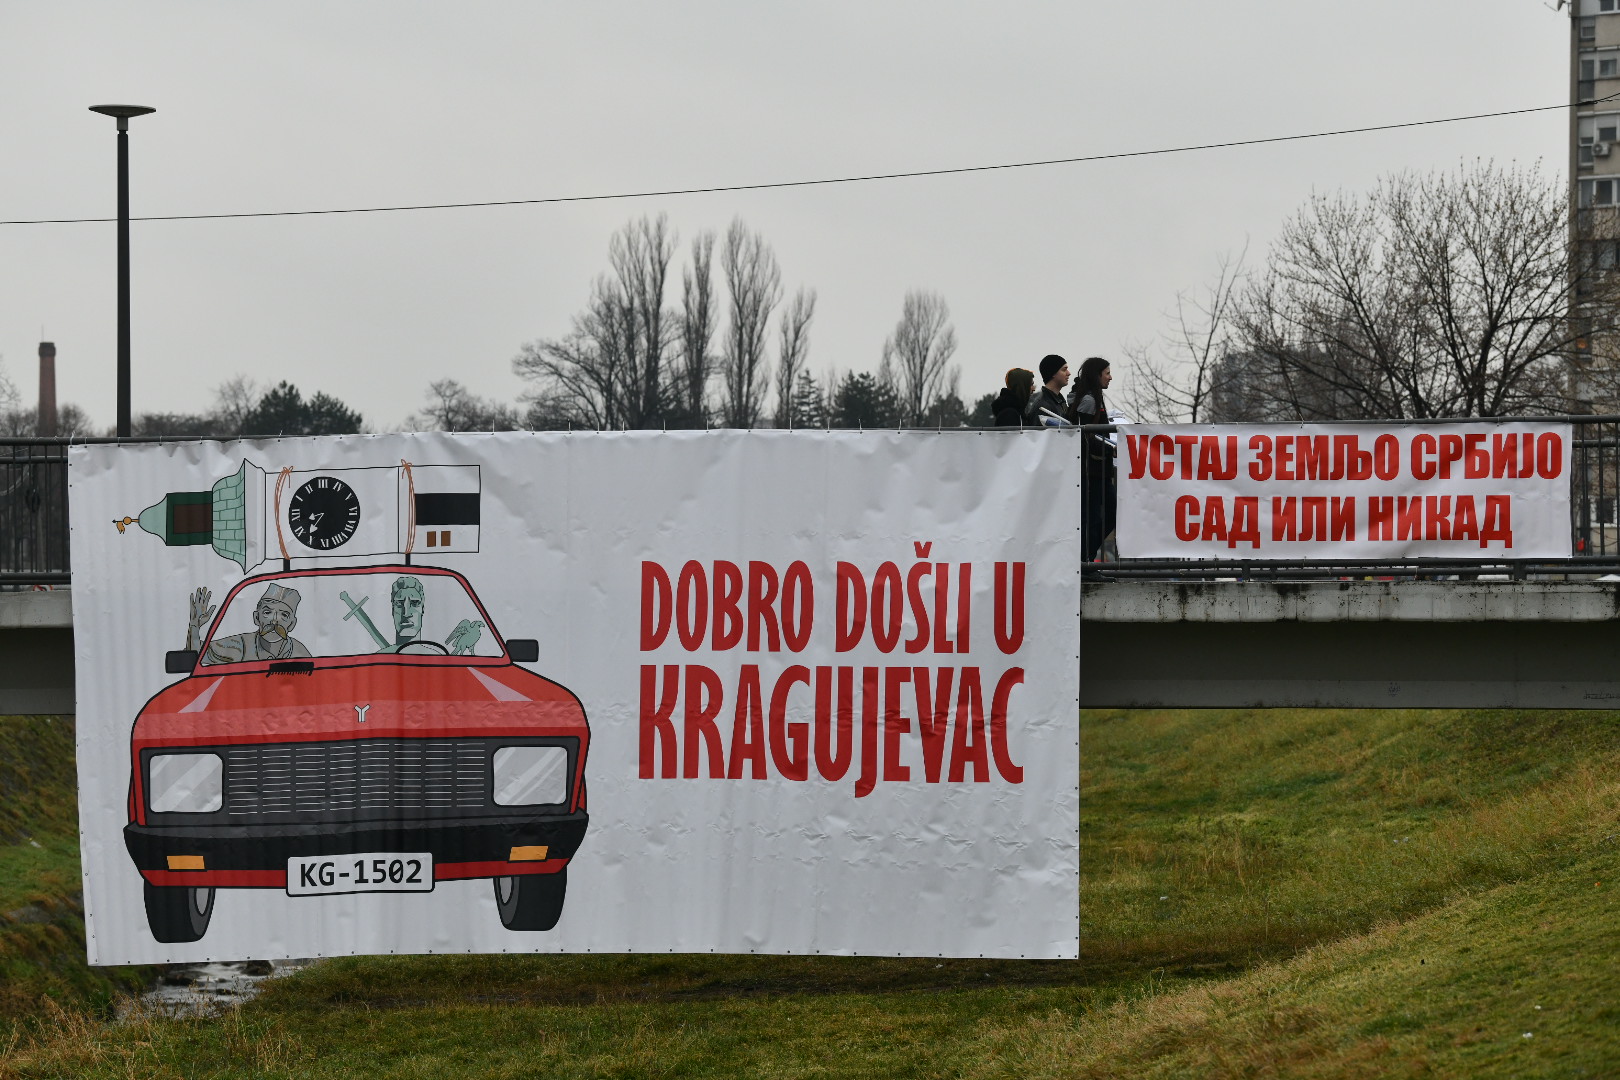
[223,739,490,816]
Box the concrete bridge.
[9,580,1620,714]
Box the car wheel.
[494,868,566,931]
[143,881,214,943]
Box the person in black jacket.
[992,368,1035,426]
[1068,357,1116,559]
[1029,354,1072,426]
[1067,356,1112,425]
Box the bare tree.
[514,214,677,430]
[408,379,520,432]
[1124,246,1247,423]
[880,290,959,425]
[773,287,818,427]
[718,218,782,428]
[0,358,24,435]
[611,214,677,427]
[675,230,718,426]
[210,376,260,436]
[1220,163,1600,420]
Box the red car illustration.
[123,563,589,943]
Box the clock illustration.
[288,476,361,550]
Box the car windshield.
[201,571,502,664]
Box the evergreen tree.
[788,368,826,429]
[241,381,363,436]
[830,371,901,428]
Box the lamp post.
[88,104,155,438]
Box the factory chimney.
[37,342,57,437]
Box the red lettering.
[817,666,854,781]
[932,563,955,654]
[1125,434,1150,480]
[1492,432,1519,479]
[746,562,781,652]
[727,665,767,779]
[883,667,912,783]
[913,667,955,784]
[1373,434,1399,480]
[1464,433,1488,479]
[713,561,744,650]
[1438,433,1464,479]
[1452,495,1480,545]
[905,562,931,654]
[638,665,679,778]
[855,667,880,798]
[768,665,810,781]
[1249,435,1273,480]
[989,668,1025,784]
[781,561,813,652]
[1411,434,1437,480]
[871,562,903,653]
[1174,495,1200,542]
[948,667,989,783]
[1425,495,1453,541]
[1397,496,1422,540]
[1200,496,1228,543]
[835,563,866,652]
[1331,496,1355,541]
[1149,434,1175,480]
[683,665,726,779]
[675,561,707,651]
[994,562,1026,654]
[640,562,672,650]
[1368,496,1394,541]
[1537,432,1563,479]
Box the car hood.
[133,662,587,748]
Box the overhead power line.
[3,95,1611,227]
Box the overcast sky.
[0,2,1570,431]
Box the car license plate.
[287,853,434,896]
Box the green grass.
[2,708,1618,1078]
[0,717,151,1034]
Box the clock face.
[288,476,361,550]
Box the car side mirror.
[165,650,199,674]
[506,639,539,663]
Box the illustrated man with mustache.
[187,583,311,664]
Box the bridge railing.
[9,421,1620,586]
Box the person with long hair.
[1068,357,1116,560]
[1068,356,1112,425]
[991,368,1035,426]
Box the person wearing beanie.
[992,368,1036,426]
[1028,354,1072,426]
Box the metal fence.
[1,440,70,585]
[10,421,1620,586]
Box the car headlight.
[148,753,223,813]
[492,745,570,806]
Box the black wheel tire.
[494,868,566,931]
[143,881,214,943]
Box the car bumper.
[125,810,588,888]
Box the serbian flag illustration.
[70,430,1079,965]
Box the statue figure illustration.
[338,575,484,656]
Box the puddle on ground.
[124,958,319,1017]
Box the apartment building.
[1575,0,1620,217]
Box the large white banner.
[1117,423,1573,560]
[69,431,1079,965]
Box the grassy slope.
[2,707,1617,1078]
[0,716,150,1031]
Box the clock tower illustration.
[118,459,481,571]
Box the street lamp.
[89,104,155,438]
